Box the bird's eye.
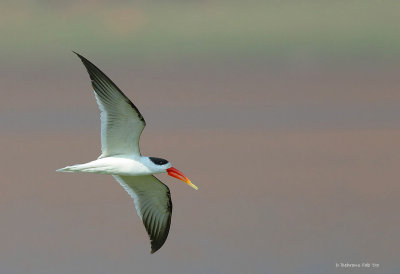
[149,157,169,165]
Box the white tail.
[56,160,117,174]
[56,165,82,172]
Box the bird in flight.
[57,52,198,254]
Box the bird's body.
[59,155,171,176]
[57,53,197,253]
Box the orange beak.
[167,167,198,190]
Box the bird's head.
[149,157,198,190]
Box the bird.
[57,52,198,254]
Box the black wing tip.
[149,214,172,254]
[150,237,167,254]
[72,51,84,60]
[72,51,147,124]
[148,225,170,254]
[72,51,85,61]
[72,52,104,86]
[72,51,95,68]
[148,184,173,254]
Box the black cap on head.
[149,157,169,165]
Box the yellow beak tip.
[187,180,198,190]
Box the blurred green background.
[2,0,400,64]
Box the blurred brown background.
[1,1,400,273]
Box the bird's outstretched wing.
[74,52,146,157]
[113,175,172,253]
